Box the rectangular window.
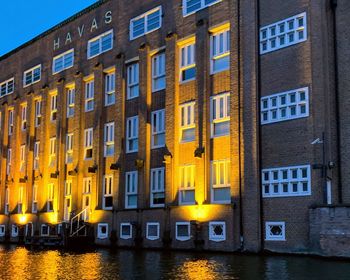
[265,222,286,241]
[87,30,113,59]
[104,122,115,157]
[125,171,138,209]
[127,63,139,99]
[20,145,26,172]
[53,49,74,74]
[176,222,191,241]
[49,137,56,167]
[105,71,116,106]
[180,102,195,142]
[261,87,309,124]
[12,225,18,237]
[103,175,113,210]
[32,184,38,213]
[260,13,307,54]
[126,116,139,153]
[0,225,5,237]
[66,133,73,164]
[97,223,109,239]
[210,28,230,74]
[6,149,11,175]
[209,221,226,242]
[179,165,195,205]
[180,41,196,82]
[41,224,50,236]
[130,6,162,40]
[66,86,75,118]
[83,178,92,194]
[152,52,166,92]
[8,109,14,136]
[64,180,72,221]
[211,93,230,137]
[150,167,165,207]
[35,99,42,127]
[183,0,222,16]
[120,223,132,239]
[50,92,58,121]
[34,141,40,170]
[5,188,10,214]
[211,160,231,204]
[18,186,24,214]
[146,222,160,240]
[151,109,165,148]
[23,64,41,87]
[0,78,14,98]
[84,128,93,159]
[21,104,27,131]
[47,183,54,212]
[262,165,311,198]
[85,79,94,112]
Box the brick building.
[0,0,349,255]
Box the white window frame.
[151,109,165,149]
[105,71,116,106]
[41,224,50,236]
[180,102,195,142]
[35,99,42,127]
[0,225,5,237]
[125,171,138,209]
[23,64,41,87]
[32,184,38,213]
[182,0,222,16]
[50,92,58,121]
[260,13,307,54]
[66,86,75,118]
[64,180,72,221]
[85,79,95,112]
[120,223,132,239]
[210,28,230,74]
[104,122,115,157]
[175,222,191,241]
[210,92,230,137]
[84,128,93,160]
[49,137,56,167]
[126,116,139,153]
[150,167,165,208]
[209,221,226,242]
[8,108,14,136]
[21,103,27,131]
[47,183,54,212]
[103,175,113,210]
[66,133,74,164]
[18,186,24,214]
[127,63,139,99]
[130,6,162,40]
[52,49,74,74]
[0,78,14,98]
[262,165,311,198]
[152,52,166,92]
[5,188,10,214]
[265,222,286,241]
[11,225,18,237]
[179,41,196,83]
[33,141,40,170]
[179,165,195,205]
[6,148,12,175]
[20,145,26,172]
[87,29,113,59]
[146,222,160,240]
[261,87,309,125]
[211,160,231,204]
[97,223,109,239]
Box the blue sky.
[0,0,99,56]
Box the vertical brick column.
[0,103,9,213]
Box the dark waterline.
[0,245,349,280]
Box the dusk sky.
[0,0,98,56]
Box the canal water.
[0,245,349,280]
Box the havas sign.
[53,11,113,51]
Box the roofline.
[0,0,111,62]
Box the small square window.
[146,223,160,240]
[97,223,108,239]
[264,185,270,194]
[11,225,18,237]
[209,222,226,242]
[176,222,190,241]
[266,222,286,241]
[41,224,50,236]
[120,223,132,239]
[0,225,5,237]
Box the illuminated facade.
[0,0,349,255]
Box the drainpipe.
[330,0,342,204]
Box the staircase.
[70,207,89,237]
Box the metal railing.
[70,207,89,237]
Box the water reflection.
[0,245,349,280]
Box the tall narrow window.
[105,71,116,106]
[85,79,94,112]
[210,93,230,137]
[83,177,92,210]
[32,185,38,213]
[126,116,139,153]
[66,87,75,118]
[210,28,230,74]
[20,145,26,172]
[180,102,195,142]
[50,92,58,121]
[151,109,165,148]
[211,160,231,204]
[179,165,195,205]
[104,122,115,157]
[64,180,72,221]
[130,6,162,40]
[18,187,24,214]
[152,52,166,92]
[179,41,196,82]
[47,183,54,212]
[21,104,27,131]
[127,63,139,99]
[150,167,165,207]
[84,128,93,159]
[34,141,40,170]
[8,108,14,136]
[35,99,42,127]
[49,137,56,167]
[5,188,10,214]
[103,175,113,210]
[66,133,73,164]
[125,171,138,209]
[6,149,11,175]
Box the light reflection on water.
[0,245,349,280]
